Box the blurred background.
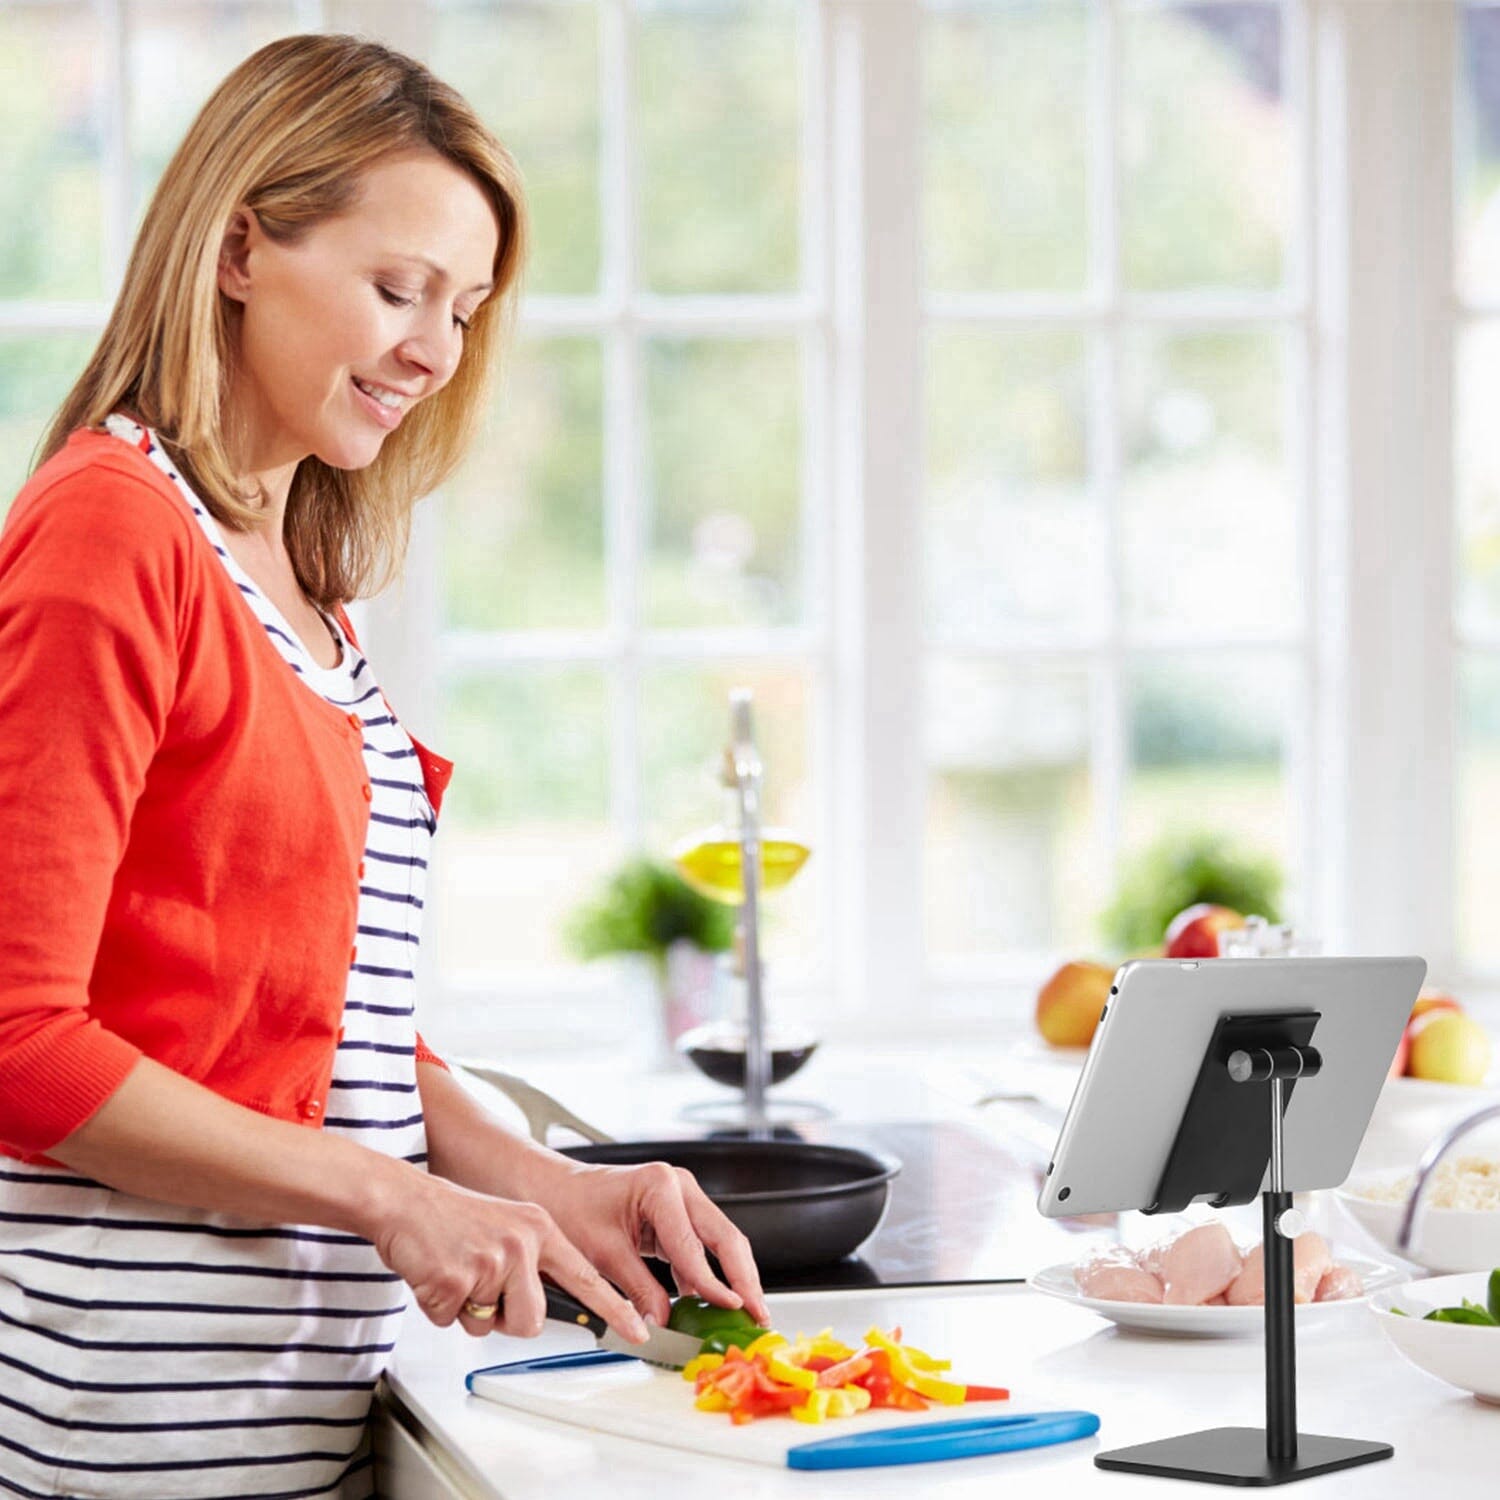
[1,0,1496,1060]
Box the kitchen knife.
[536,1285,704,1371]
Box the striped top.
[0,414,432,1500]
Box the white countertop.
[384,1044,1499,1496]
[387,1280,1495,1498]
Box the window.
[922,2,1308,982]
[2,2,1492,1056]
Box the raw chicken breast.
[1074,1248,1165,1303]
[1314,1263,1364,1302]
[1225,1232,1332,1306]
[1157,1223,1243,1305]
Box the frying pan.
[458,1063,900,1272]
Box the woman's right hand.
[367,1165,651,1343]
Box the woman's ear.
[217,206,258,305]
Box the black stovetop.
[685,1117,1123,1293]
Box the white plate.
[1028,1253,1407,1338]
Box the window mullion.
[100,0,131,291]
[1315,0,1457,965]
[601,0,640,844]
[827,0,924,1030]
[1094,0,1125,912]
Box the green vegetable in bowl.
[1391,1267,1500,1325]
[666,1296,769,1355]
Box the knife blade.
[543,1285,705,1370]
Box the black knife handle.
[542,1284,607,1338]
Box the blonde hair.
[33,33,527,607]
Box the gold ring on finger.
[462,1299,498,1320]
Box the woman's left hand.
[539,1160,772,1328]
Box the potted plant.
[1098,829,1285,956]
[563,856,737,1061]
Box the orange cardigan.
[0,427,450,1161]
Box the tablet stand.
[1094,1013,1394,1487]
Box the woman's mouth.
[351,375,405,430]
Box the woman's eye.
[379,285,469,333]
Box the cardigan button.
[357,860,366,879]
[300,1101,322,1119]
[361,783,372,801]
[347,712,362,732]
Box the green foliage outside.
[1099,830,1284,956]
[563,855,736,968]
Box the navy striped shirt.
[0,414,432,1499]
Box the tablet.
[1036,955,1426,1218]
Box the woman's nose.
[397,311,462,387]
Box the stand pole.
[1263,1077,1296,1463]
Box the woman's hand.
[538,1160,772,1329]
[367,1165,652,1343]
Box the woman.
[0,34,767,1500]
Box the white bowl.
[1337,1166,1500,1273]
[1370,1273,1500,1403]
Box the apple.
[1395,988,1464,1076]
[1410,988,1461,1023]
[1163,904,1245,959]
[1407,1011,1492,1086]
[1035,961,1115,1049]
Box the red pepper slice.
[850,1349,928,1411]
[814,1354,873,1389]
[962,1384,1010,1402]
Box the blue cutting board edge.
[784,1409,1101,1470]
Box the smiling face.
[216,149,500,483]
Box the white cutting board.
[467,1355,1089,1470]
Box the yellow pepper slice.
[840,1383,873,1412]
[899,1342,952,1373]
[908,1370,967,1405]
[744,1332,788,1359]
[791,1388,831,1424]
[825,1390,856,1419]
[682,1352,725,1382]
[864,1326,919,1385]
[694,1388,731,1412]
[767,1352,819,1390]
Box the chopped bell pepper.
[791,1388,832,1424]
[681,1352,725,1382]
[766,1352,818,1390]
[744,1331,789,1358]
[908,1370,967,1405]
[813,1353,872,1389]
[898,1341,952,1372]
[686,1320,1007,1426]
[851,1348,929,1412]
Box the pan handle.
[456,1061,615,1146]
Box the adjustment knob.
[1275,1208,1307,1240]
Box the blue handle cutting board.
[467,1348,1098,1471]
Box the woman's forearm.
[416,1060,580,1204]
[48,1054,408,1238]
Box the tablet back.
[1036,955,1426,1218]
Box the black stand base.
[1095,1428,1393,1487]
